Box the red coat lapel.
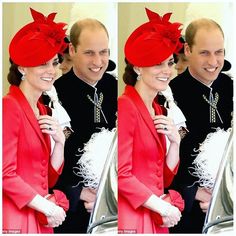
[123,86,165,154]
[9,86,51,154]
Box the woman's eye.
[168,61,175,66]
[53,61,59,66]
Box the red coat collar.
[8,85,51,154]
[123,85,166,155]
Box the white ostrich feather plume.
[74,128,116,189]
[190,128,231,189]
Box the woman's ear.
[18,66,25,75]
[18,67,27,81]
[133,66,140,75]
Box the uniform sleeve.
[2,97,37,209]
[118,97,153,210]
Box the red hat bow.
[30,8,67,54]
[125,7,183,67]
[9,8,67,67]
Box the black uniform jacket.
[169,68,233,233]
[53,68,117,232]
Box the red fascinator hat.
[9,8,67,67]
[125,8,183,67]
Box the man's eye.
[216,50,224,55]
[200,51,208,55]
[100,50,109,56]
[85,51,93,55]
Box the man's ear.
[69,42,76,57]
[184,43,191,56]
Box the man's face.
[185,28,225,85]
[70,28,109,85]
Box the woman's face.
[137,55,175,92]
[21,55,59,93]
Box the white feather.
[74,128,116,189]
[190,128,231,189]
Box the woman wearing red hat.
[118,8,184,233]
[3,8,68,233]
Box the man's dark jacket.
[53,68,117,233]
[169,68,233,233]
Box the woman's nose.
[162,64,172,74]
[47,63,57,74]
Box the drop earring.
[137,73,141,81]
[21,72,25,81]
[134,68,141,81]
